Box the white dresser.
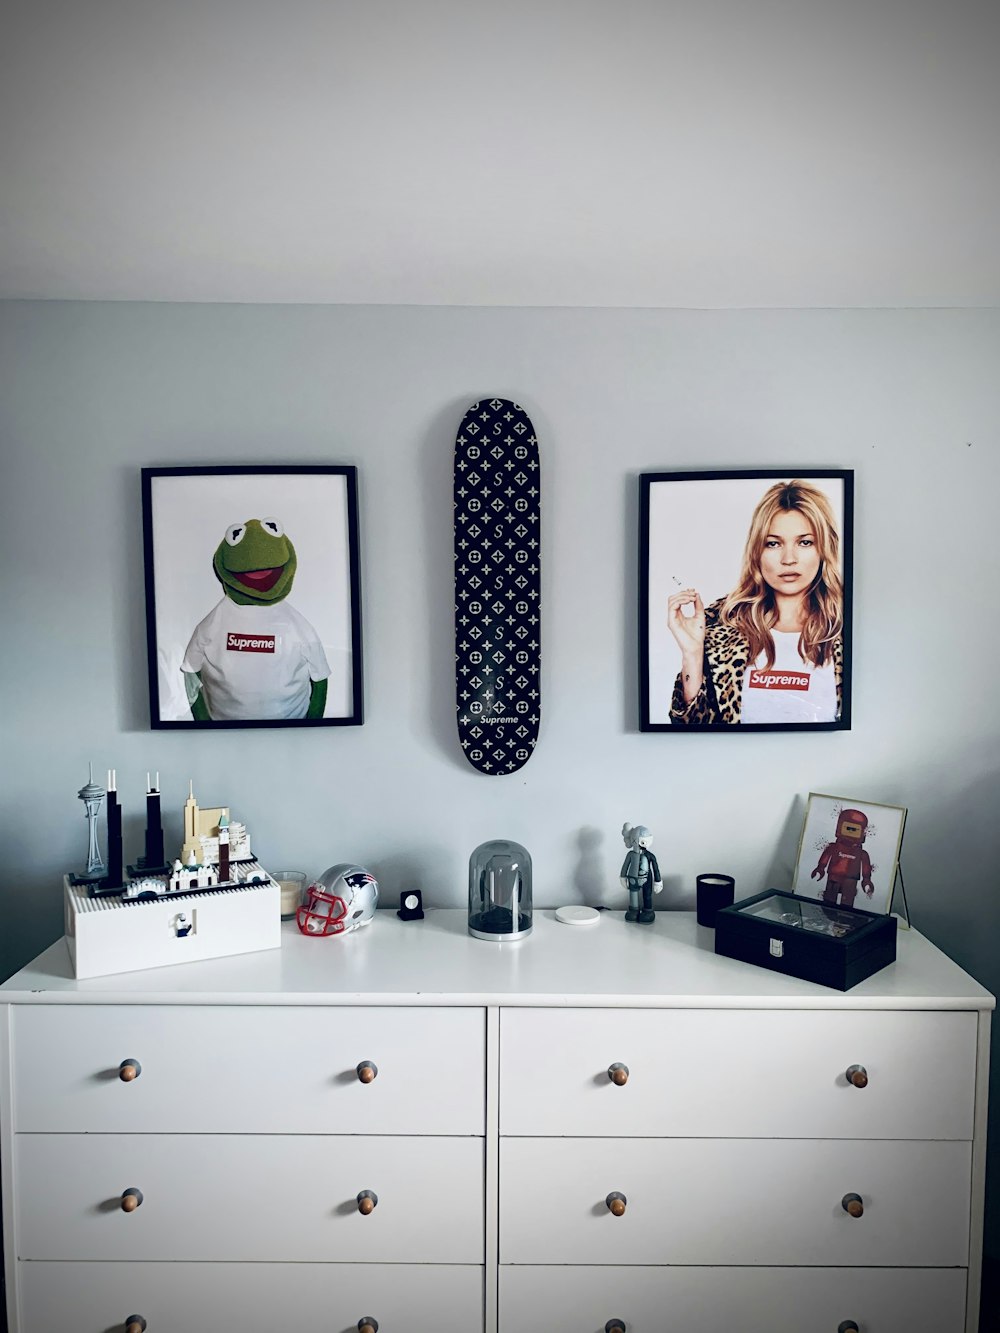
[0,909,993,1333]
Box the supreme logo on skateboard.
[453,398,541,775]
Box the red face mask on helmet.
[296,864,378,937]
[296,883,348,936]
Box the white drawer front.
[500,1007,977,1139]
[499,1265,968,1333]
[499,1138,971,1268]
[13,1004,485,1134]
[20,1260,484,1333]
[17,1134,484,1263]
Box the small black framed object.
[397,890,424,921]
[714,889,897,991]
[141,466,363,729]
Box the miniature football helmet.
[296,863,379,937]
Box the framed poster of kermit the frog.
[141,466,363,729]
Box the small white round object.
[555,905,601,926]
[403,893,420,910]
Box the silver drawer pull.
[845,1064,868,1089]
[118,1059,142,1082]
[357,1189,378,1215]
[356,1061,379,1084]
[605,1190,627,1217]
[120,1187,144,1213]
[125,1317,147,1333]
[841,1192,864,1218]
[607,1063,630,1086]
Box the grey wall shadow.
[621,472,640,733]
[115,464,152,732]
[421,396,477,768]
[573,825,618,908]
[761,793,808,892]
[369,847,452,912]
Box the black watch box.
[714,889,898,991]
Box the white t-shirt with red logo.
[740,629,837,724]
[181,598,331,721]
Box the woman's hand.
[667,589,706,653]
[667,589,706,704]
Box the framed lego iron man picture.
[141,465,364,729]
[639,470,853,731]
[791,792,907,917]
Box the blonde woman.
[667,480,844,725]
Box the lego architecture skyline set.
[70,767,270,903]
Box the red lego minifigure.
[811,808,874,909]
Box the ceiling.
[2,0,998,308]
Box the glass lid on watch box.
[735,892,873,939]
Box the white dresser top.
[0,909,993,1010]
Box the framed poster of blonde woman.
[640,470,853,731]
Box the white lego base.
[63,868,281,979]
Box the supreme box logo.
[748,669,810,691]
[226,632,276,654]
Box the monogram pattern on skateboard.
[453,398,541,775]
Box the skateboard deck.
[453,398,541,775]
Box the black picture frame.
[639,469,853,732]
[141,465,363,729]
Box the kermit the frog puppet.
[181,517,330,721]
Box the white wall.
[4,0,1000,307]
[3,300,999,947]
[2,300,1000,1258]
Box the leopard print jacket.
[670,598,843,726]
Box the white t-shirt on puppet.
[181,598,331,721]
[740,629,837,724]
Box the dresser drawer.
[20,1260,484,1332]
[499,1138,971,1267]
[16,1134,484,1263]
[499,1007,977,1139]
[12,1004,485,1134]
[499,1264,967,1333]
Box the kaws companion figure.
[619,822,662,924]
[811,807,874,909]
[181,517,331,721]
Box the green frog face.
[213,517,297,606]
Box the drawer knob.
[841,1193,864,1218]
[358,1320,379,1333]
[606,1322,627,1332]
[357,1189,379,1215]
[838,1323,860,1333]
[118,1059,142,1082]
[125,1318,147,1333]
[356,1061,379,1084]
[846,1064,868,1089]
[605,1191,627,1217]
[607,1062,630,1086]
[120,1187,144,1213]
